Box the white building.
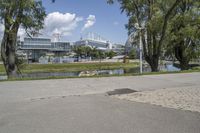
[74,32,112,51]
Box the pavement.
[0,72,200,133]
[113,86,200,113]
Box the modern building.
[18,37,72,62]
[74,32,112,51]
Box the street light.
[135,23,145,74]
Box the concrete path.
[1,94,200,133]
[0,72,200,101]
[0,72,200,133]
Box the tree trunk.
[143,31,160,72]
[174,45,190,70]
[150,58,159,72]
[145,55,159,72]
[1,32,18,78]
[179,61,190,70]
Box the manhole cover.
[107,88,137,96]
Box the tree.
[90,48,99,59]
[73,46,92,57]
[108,0,181,72]
[165,0,200,70]
[106,50,116,59]
[0,0,46,78]
[98,50,106,61]
[128,48,137,59]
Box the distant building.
[125,32,139,55]
[112,43,125,55]
[51,42,72,56]
[74,32,112,51]
[74,39,111,51]
[18,37,72,62]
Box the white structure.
[39,56,49,64]
[75,32,112,51]
[125,32,139,54]
[135,23,145,74]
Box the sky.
[0,0,129,44]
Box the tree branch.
[158,0,181,55]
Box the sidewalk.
[112,86,200,112]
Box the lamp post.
[135,23,144,74]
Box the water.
[0,64,180,80]
[19,64,180,79]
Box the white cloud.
[82,15,96,31]
[43,12,83,36]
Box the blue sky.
[42,0,128,44]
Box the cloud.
[43,12,83,36]
[82,15,96,31]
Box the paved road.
[0,73,200,133]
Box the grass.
[191,66,200,71]
[0,62,200,82]
[0,64,5,74]
[0,62,139,74]
[1,69,200,82]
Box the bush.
[15,56,27,70]
[128,49,137,59]
[106,50,117,59]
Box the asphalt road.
[0,73,200,133]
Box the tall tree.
[108,0,181,71]
[0,0,46,78]
[166,0,200,70]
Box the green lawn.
[0,65,5,74]
[0,62,139,74]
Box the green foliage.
[15,56,27,70]
[165,0,200,70]
[0,62,138,73]
[0,0,46,34]
[73,46,92,57]
[73,46,108,60]
[106,50,117,59]
[108,0,181,72]
[128,49,137,59]
[0,0,46,77]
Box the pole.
[139,30,143,74]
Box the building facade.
[74,32,113,51]
[18,37,71,62]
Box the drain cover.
[107,88,137,96]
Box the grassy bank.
[0,62,139,74]
[0,62,200,82]
[1,68,200,82]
